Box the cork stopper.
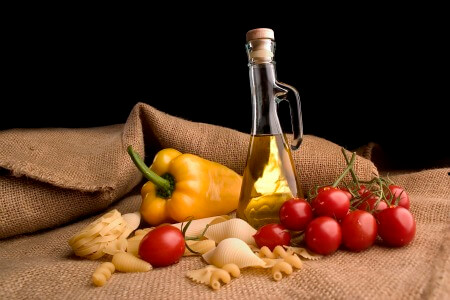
[246,28,275,42]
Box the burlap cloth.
[0,103,448,299]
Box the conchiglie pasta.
[171,215,230,237]
[184,240,216,256]
[204,218,257,246]
[202,238,265,269]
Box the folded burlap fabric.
[0,103,449,299]
[0,103,376,239]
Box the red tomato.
[253,224,291,251]
[338,187,353,200]
[305,216,342,255]
[376,207,416,247]
[139,225,185,267]
[279,198,313,231]
[311,187,350,220]
[386,185,410,209]
[341,210,377,252]
[357,196,388,212]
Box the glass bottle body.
[237,41,303,229]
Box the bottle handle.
[275,81,303,150]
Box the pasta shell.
[204,218,257,246]
[171,215,230,237]
[112,252,152,272]
[120,211,141,239]
[202,238,265,268]
[186,265,220,284]
[184,240,216,256]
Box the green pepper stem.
[332,151,357,188]
[127,145,172,192]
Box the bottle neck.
[246,39,284,135]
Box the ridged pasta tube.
[112,252,152,272]
[272,261,293,281]
[92,262,115,287]
[210,269,231,290]
[221,264,240,278]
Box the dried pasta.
[112,252,152,273]
[171,215,230,237]
[202,238,265,268]
[68,209,130,259]
[284,246,323,260]
[186,263,240,290]
[204,218,257,246]
[210,269,231,290]
[221,263,240,278]
[92,262,115,287]
[271,261,293,281]
[184,240,216,256]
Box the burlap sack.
[0,102,377,239]
[0,168,448,299]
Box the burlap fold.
[0,102,377,239]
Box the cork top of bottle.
[246,28,275,42]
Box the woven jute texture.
[1,103,448,299]
[0,103,376,239]
[0,168,448,299]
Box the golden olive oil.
[237,134,302,229]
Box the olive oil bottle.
[237,29,304,229]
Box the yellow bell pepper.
[127,146,242,226]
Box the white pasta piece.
[221,264,240,278]
[134,228,153,236]
[126,239,141,257]
[272,261,293,281]
[86,249,106,260]
[204,218,257,246]
[260,257,283,268]
[103,238,128,255]
[273,246,288,258]
[92,262,116,287]
[284,246,323,260]
[186,265,221,284]
[202,238,266,269]
[112,252,152,272]
[210,269,231,290]
[68,210,134,260]
[99,217,125,236]
[283,254,302,269]
[171,215,230,237]
[184,240,216,256]
[258,246,276,259]
[120,212,141,239]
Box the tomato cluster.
[253,150,416,255]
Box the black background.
[2,6,448,169]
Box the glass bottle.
[237,28,304,229]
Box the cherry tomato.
[305,216,342,255]
[341,210,377,252]
[311,187,350,220]
[376,207,416,247]
[357,196,388,212]
[139,225,185,267]
[279,198,313,231]
[337,187,353,200]
[386,185,410,209]
[253,223,291,251]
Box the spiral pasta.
[92,262,115,287]
[186,263,240,290]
